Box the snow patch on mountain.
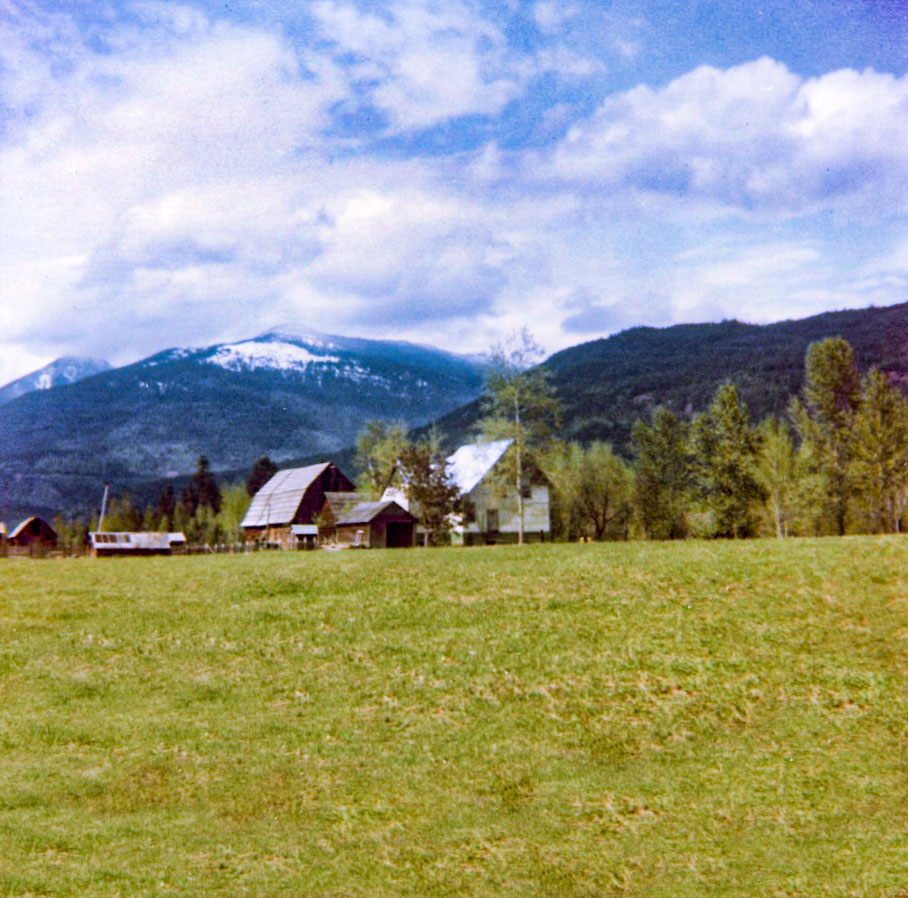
[209,340,341,372]
[260,326,340,350]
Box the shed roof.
[336,500,415,525]
[242,463,331,527]
[446,439,513,494]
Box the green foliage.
[631,407,691,539]
[2,540,908,896]
[397,431,460,546]
[216,483,252,544]
[544,441,633,541]
[101,493,142,532]
[689,383,764,538]
[849,368,908,533]
[792,338,862,535]
[355,420,410,498]
[754,417,797,538]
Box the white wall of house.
[459,481,550,539]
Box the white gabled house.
[447,439,551,545]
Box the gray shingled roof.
[336,500,414,525]
[242,463,330,527]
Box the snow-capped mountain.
[0,356,111,406]
[0,329,483,520]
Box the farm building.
[447,439,551,545]
[89,532,186,557]
[8,516,58,548]
[242,463,355,548]
[329,497,417,548]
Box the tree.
[246,456,278,496]
[631,407,691,539]
[689,382,764,538]
[182,455,221,516]
[156,484,176,530]
[218,482,253,545]
[397,431,460,546]
[355,421,410,498]
[791,337,861,535]
[544,441,633,541]
[754,417,797,538]
[478,330,560,545]
[849,368,908,533]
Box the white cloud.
[310,0,523,131]
[1,0,907,390]
[544,57,908,216]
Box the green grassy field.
[1,538,907,897]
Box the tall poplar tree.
[849,368,908,533]
[478,330,560,545]
[754,417,797,538]
[791,337,861,535]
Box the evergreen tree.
[631,407,691,539]
[182,456,221,516]
[849,368,908,533]
[791,338,861,535]
[246,456,278,496]
[478,330,560,545]
[156,484,176,530]
[689,382,764,538]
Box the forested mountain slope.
[433,302,908,452]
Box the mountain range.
[0,328,483,522]
[4,303,908,524]
[0,357,111,406]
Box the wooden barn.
[330,498,416,549]
[242,463,355,548]
[8,516,58,549]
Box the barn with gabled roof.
[242,462,355,548]
[8,516,58,549]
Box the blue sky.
[2,0,907,384]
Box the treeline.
[544,336,908,540]
[51,334,908,550]
[52,456,266,552]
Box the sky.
[2,0,908,385]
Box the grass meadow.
[1,538,908,897]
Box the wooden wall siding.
[294,467,356,525]
[461,483,550,538]
[8,517,58,547]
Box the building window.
[463,499,476,523]
[487,509,499,531]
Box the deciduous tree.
[478,330,560,544]
[849,368,908,533]
[791,337,861,535]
